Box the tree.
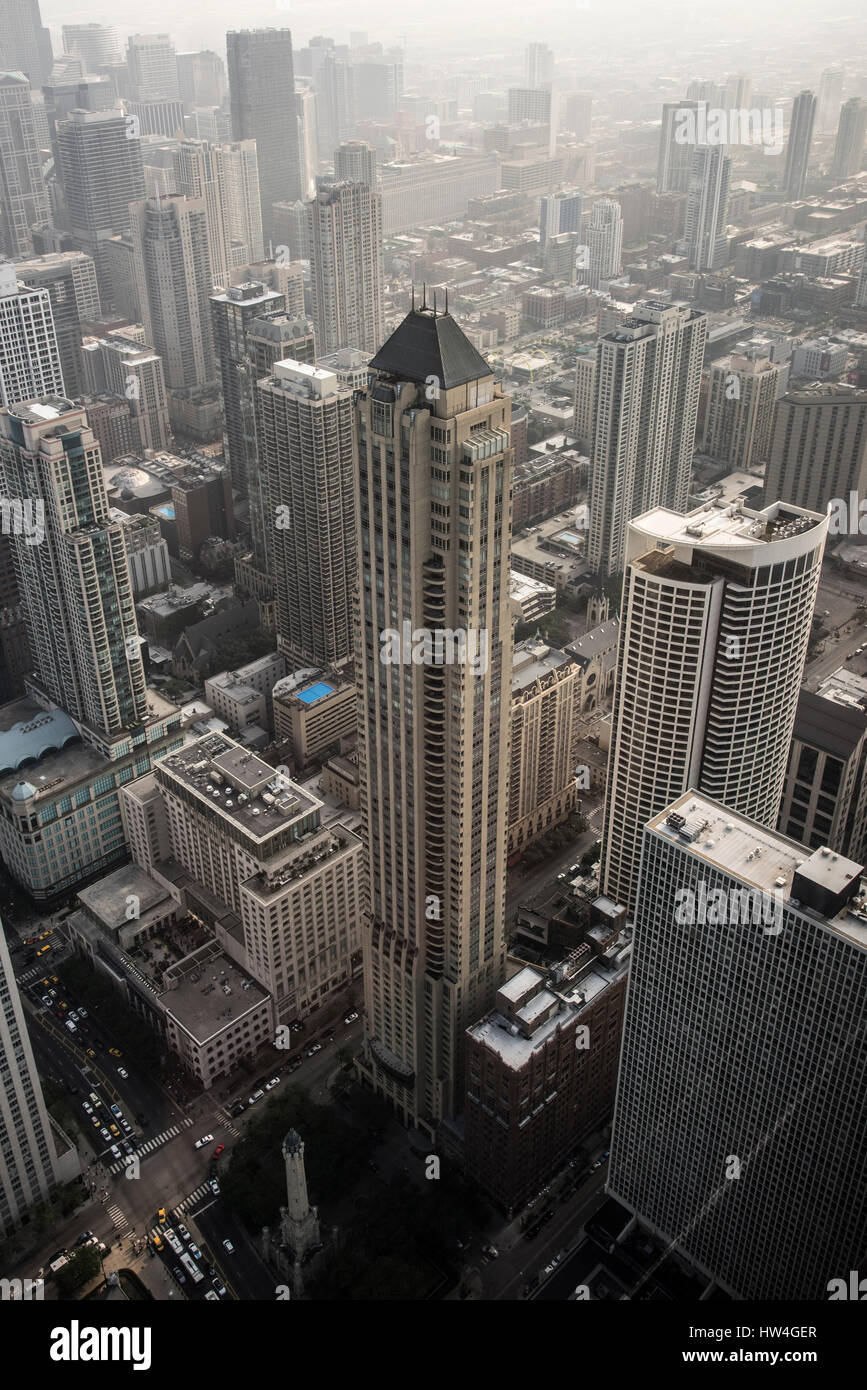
[55,1244,101,1295]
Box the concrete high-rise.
[131,194,215,390]
[599,500,827,913]
[782,90,816,201]
[609,790,867,1299]
[525,42,554,89]
[831,98,867,181]
[0,261,64,405]
[334,140,377,189]
[0,925,70,1233]
[55,108,146,306]
[683,144,731,270]
[586,198,623,289]
[817,66,844,136]
[354,307,513,1135]
[60,24,120,73]
[702,349,786,471]
[308,180,384,357]
[14,250,100,398]
[227,29,302,244]
[539,188,582,250]
[657,101,700,194]
[174,138,264,290]
[210,280,282,494]
[126,33,179,101]
[255,359,356,670]
[587,300,707,577]
[0,397,149,735]
[764,383,867,514]
[0,0,52,87]
[0,71,50,259]
[79,330,171,455]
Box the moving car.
[41,994,52,1007]
[82,1102,93,1115]
[343,1012,359,1024]
[213,1144,225,1157]
[109,1123,119,1137]
[222,1239,234,1254]
[305,1043,322,1057]
[209,1179,220,1195]
[99,1127,111,1142]
[109,1048,122,1058]
[110,1104,121,1117]
[90,1116,100,1129]
[211,1276,227,1296]
[194,1134,214,1149]
[265,1076,280,1090]
[117,1067,128,1078]
[110,1144,121,1160]
[157,1208,167,1225]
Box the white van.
[180,1251,203,1284]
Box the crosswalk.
[216,1110,240,1138]
[107,1122,181,1174]
[175,1182,216,1213]
[106,1203,128,1231]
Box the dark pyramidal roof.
[370,307,492,390]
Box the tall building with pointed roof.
[354,304,513,1136]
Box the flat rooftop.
[648,791,867,948]
[512,640,572,693]
[157,732,320,842]
[162,951,269,1044]
[630,500,823,559]
[78,863,174,932]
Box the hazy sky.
[42,0,866,81]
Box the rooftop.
[370,307,492,389]
[627,498,825,566]
[794,689,867,759]
[162,949,269,1044]
[511,639,572,693]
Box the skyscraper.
[126,33,179,101]
[764,383,867,513]
[586,198,623,288]
[782,90,816,201]
[295,88,317,200]
[0,0,52,87]
[313,51,353,160]
[683,144,731,270]
[0,71,50,259]
[210,280,283,494]
[702,349,786,472]
[609,790,867,1299]
[539,188,582,249]
[831,98,867,181]
[600,500,827,912]
[227,29,302,244]
[79,330,171,455]
[55,108,146,306]
[0,261,64,405]
[14,250,100,398]
[176,50,227,109]
[657,100,700,194]
[334,140,377,189]
[0,397,149,735]
[255,358,356,670]
[308,180,384,357]
[354,306,513,1135]
[817,66,844,136]
[587,300,707,576]
[525,42,554,89]
[60,23,120,73]
[174,138,264,290]
[130,194,215,390]
[0,925,67,1233]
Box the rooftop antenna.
[411,284,415,310]
[445,287,449,315]
[421,282,427,311]
[432,287,438,314]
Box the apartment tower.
[308,180,384,357]
[354,305,513,1135]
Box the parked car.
[265,1076,280,1090]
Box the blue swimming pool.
[296,681,335,704]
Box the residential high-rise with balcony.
[60,23,120,74]
[79,330,171,455]
[657,100,700,194]
[354,306,513,1136]
[600,500,827,913]
[130,194,215,389]
[683,144,731,270]
[0,396,149,735]
[782,90,816,201]
[334,140,377,189]
[702,349,787,471]
[227,29,302,244]
[586,198,623,289]
[255,359,356,670]
[608,790,867,1299]
[587,300,707,576]
[308,180,384,357]
[0,261,64,405]
[0,71,50,259]
[174,139,263,291]
[539,188,582,250]
[14,250,100,398]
